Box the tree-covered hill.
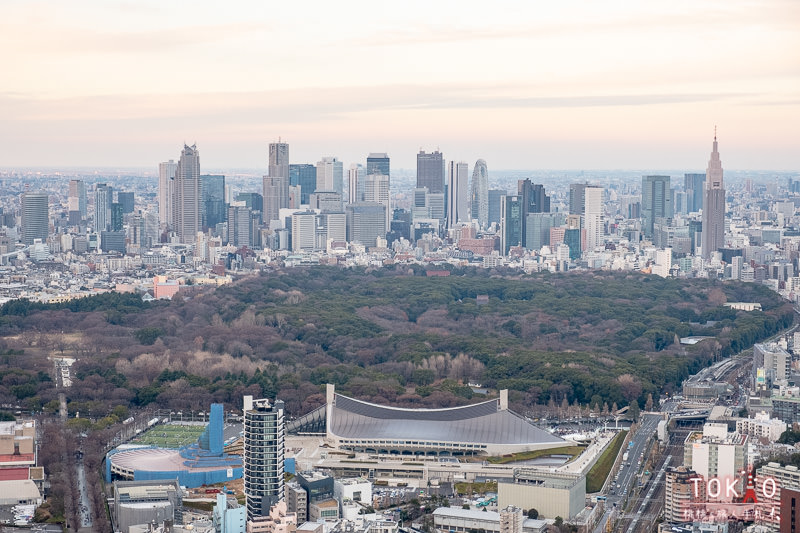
[0,268,792,420]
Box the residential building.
[213,493,247,533]
[735,411,786,442]
[682,423,748,502]
[756,462,800,532]
[244,396,285,521]
[664,466,701,525]
[158,159,177,227]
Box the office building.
[518,179,550,246]
[500,195,522,255]
[702,133,725,259]
[291,211,345,252]
[569,183,587,215]
[237,193,264,215]
[118,191,135,214]
[348,164,365,204]
[243,396,285,521]
[158,159,178,228]
[563,228,581,260]
[447,161,469,228]
[95,183,113,232]
[111,202,124,231]
[525,213,564,251]
[269,141,290,182]
[289,164,317,205]
[309,191,343,212]
[684,173,705,214]
[487,188,504,227]
[173,144,201,243]
[228,205,252,248]
[683,423,748,502]
[21,192,49,245]
[641,175,672,240]
[417,150,445,194]
[316,157,344,196]
[68,179,87,221]
[263,176,288,226]
[201,174,226,229]
[346,203,386,247]
[471,159,489,228]
[584,185,603,251]
[363,173,390,231]
[754,342,791,390]
[366,152,390,177]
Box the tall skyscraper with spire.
[173,144,201,243]
[701,132,725,259]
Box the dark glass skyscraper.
[243,396,284,521]
[117,191,135,214]
[518,179,550,246]
[684,173,705,213]
[416,150,445,194]
[641,175,672,240]
[500,195,522,255]
[200,174,226,229]
[366,152,390,177]
[290,164,317,205]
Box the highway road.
[592,413,662,533]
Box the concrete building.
[346,203,386,248]
[289,164,317,206]
[683,423,748,502]
[499,506,523,533]
[244,396,286,521]
[214,492,247,533]
[735,411,787,443]
[664,466,701,524]
[68,179,87,221]
[264,176,289,225]
[269,141,290,183]
[363,174,390,232]
[285,481,308,523]
[498,470,585,520]
[432,507,548,533]
[755,462,800,532]
[754,342,791,390]
[348,164,366,204]
[642,175,673,240]
[247,500,297,533]
[334,477,372,514]
[113,479,183,533]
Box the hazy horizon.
[2,0,798,170]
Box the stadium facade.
[318,384,564,456]
[107,403,243,488]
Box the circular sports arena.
[106,404,243,488]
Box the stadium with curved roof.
[301,385,566,456]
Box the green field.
[485,445,586,465]
[586,430,627,493]
[131,423,206,448]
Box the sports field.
[131,423,206,449]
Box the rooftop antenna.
[714,125,717,141]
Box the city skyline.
[1,1,797,170]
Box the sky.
[1,0,798,171]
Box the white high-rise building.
[348,164,365,204]
[158,159,177,228]
[94,183,113,232]
[316,157,344,197]
[363,173,390,231]
[584,185,603,251]
[447,161,469,228]
[173,144,201,244]
[21,192,49,245]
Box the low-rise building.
[735,411,787,443]
[497,470,585,520]
[113,479,183,533]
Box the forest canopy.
[0,268,792,420]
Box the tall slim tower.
[68,179,87,221]
[416,150,445,193]
[517,179,550,246]
[447,161,469,228]
[702,133,725,259]
[21,192,49,245]
[243,396,285,521]
[584,185,603,252]
[95,183,113,232]
[173,144,201,243]
[263,176,288,225]
[470,159,489,228]
[268,141,290,210]
[158,159,178,228]
[348,164,365,204]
